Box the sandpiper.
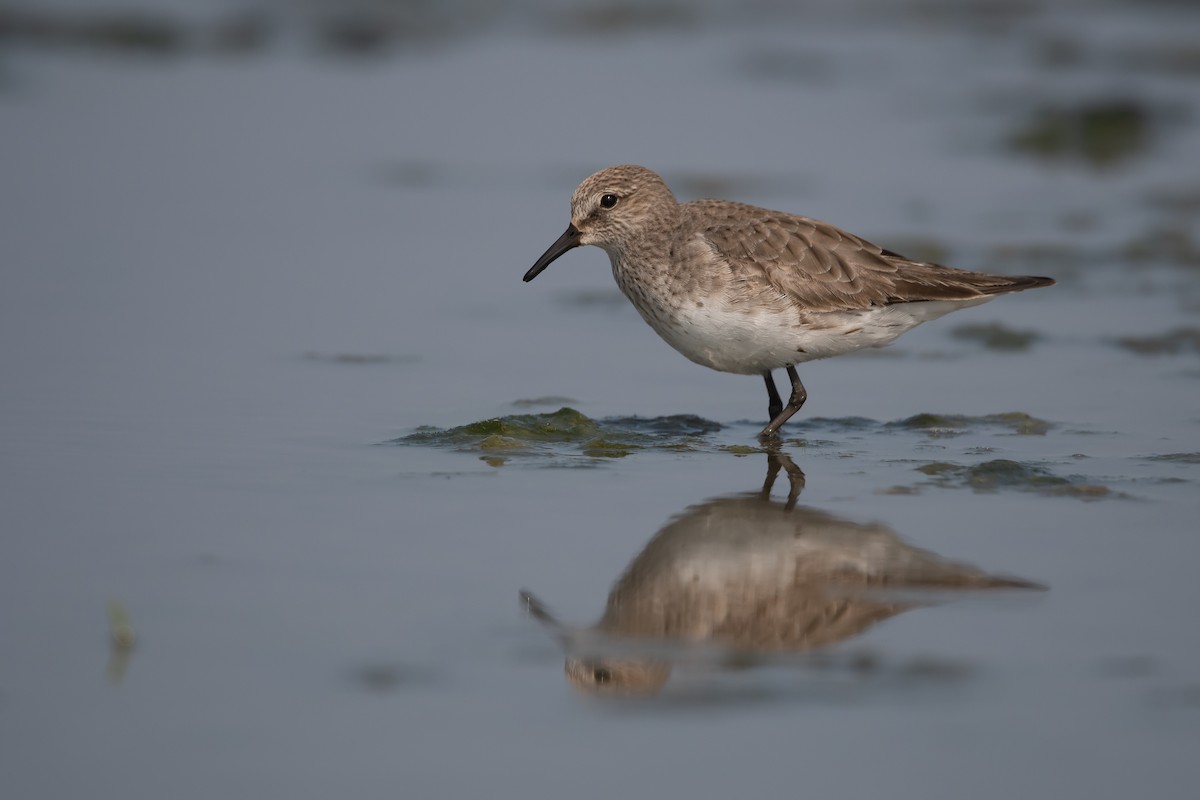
[524,165,1054,438]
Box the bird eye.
[593,667,612,684]
[600,193,619,209]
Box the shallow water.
[2,1,1200,798]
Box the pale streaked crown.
[569,164,679,251]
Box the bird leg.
[759,365,807,438]
[762,371,783,420]
[760,452,806,510]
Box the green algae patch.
[909,458,1111,498]
[396,407,721,463]
[986,412,1053,436]
[965,459,1068,490]
[897,413,969,433]
[580,438,640,458]
[603,414,724,437]
[951,322,1043,352]
[457,407,600,441]
[890,412,1051,437]
[477,435,529,451]
[1008,99,1155,168]
[304,351,418,365]
[1039,483,1112,499]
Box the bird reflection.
[522,453,1041,696]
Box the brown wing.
[685,199,1053,312]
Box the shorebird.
[524,165,1054,438]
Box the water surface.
[2,1,1199,798]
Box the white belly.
[636,298,995,376]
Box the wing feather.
[684,199,1052,312]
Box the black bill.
[523,224,581,282]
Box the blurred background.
[2,1,1198,798]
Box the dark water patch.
[303,3,505,56]
[1035,34,1200,78]
[0,8,189,55]
[1114,41,1200,76]
[1139,452,1200,465]
[544,1,700,38]
[396,407,722,462]
[304,351,418,365]
[349,663,439,694]
[912,458,1113,497]
[1132,476,1189,487]
[309,11,488,57]
[313,15,393,56]
[1115,327,1200,356]
[897,655,976,683]
[950,322,1044,352]
[1145,683,1200,710]
[0,7,277,57]
[0,4,508,60]
[1007,99,1158,169]
[889,412,1052,437]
